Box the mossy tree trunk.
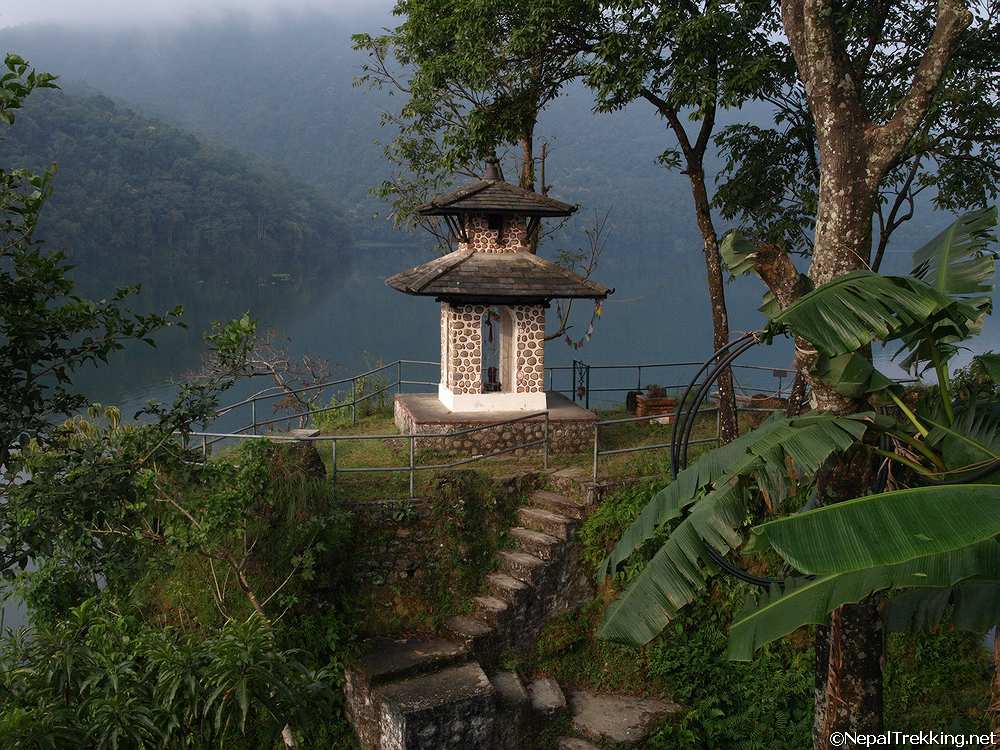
[762,2,974,745]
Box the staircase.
[345,479,596,750]
[445,489,592,666]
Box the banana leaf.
[598,413,872,580]
[811,352,898,399]
[596,414,874,645]
[598,478,750,645]
[885,578,1000,633]
[748,485,1000,576]
[910,205,997,301]
[720,230,757,279]
[727,540,1000,660]
[767,271,953,357]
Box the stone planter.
[635,395,677,420]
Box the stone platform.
[394,392,596,456]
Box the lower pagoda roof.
[386,249,612,304]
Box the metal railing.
[546,361,797,409]
[208,359,439,444]
[198,356,801,492]
[183,410,549,498]
[590,404,790,481]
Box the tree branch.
[870,0,972,172]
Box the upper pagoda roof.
[385,249,612,304]
[416,177,577,217]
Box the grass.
[303,402,757,501]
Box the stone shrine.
[387,160,612,453]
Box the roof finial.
[484,157,503,181]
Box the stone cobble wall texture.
[444,303,486,394]
[458,215,530,254]
[441,302,546,397]
[512,305,545,393]
[394,399,594,457]
[346,472,542,587]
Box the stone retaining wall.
[394,400,594,457]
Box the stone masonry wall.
[512,305,545,393]
[444,303,486,394]
[394,398,593,457]
[442,303,546,396]
[457,215,530,254]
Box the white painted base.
[438,383,547,412]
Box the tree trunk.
[688,167,739,445]
[520,132,535,192]
[813,444,883,748]
[815,601,884,749]
[774,0,972,743]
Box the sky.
[0,0,391,30]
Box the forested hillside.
[0,87,353,294]
[0,15,704,252]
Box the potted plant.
[635,384,678,419]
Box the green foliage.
[597,413,871,644]
[353,0,592,227]
[713,6,1000,259]
[885,629,994,736]
[728,541,1000,660]
[601,206,1000,667]
[747,485,1000,575]
[311,366,392,431]
[0,598,341,749]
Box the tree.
[713,2,1000,272]
[0,57,351,747]
[353,0,592,237]
[583,0,784,444]
[354,0,610,344]
[771,3,979,744]
[599,206,999,749]
[0,55,180,478]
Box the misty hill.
[0,87,353,296]
[0,14,707,257]
[0,13,949,266]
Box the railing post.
[592,422,599,482]
[571,361,577,403]
[330,440,337,497]
[202,435,208,462]
[408,434,415,498]
[585,365,591,410]
[636,365,642,391]
[352,377,358,425]
[397,360,403,395]
[542,412,549,470]
[251,399,257,435]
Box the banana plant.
[599,206,1000,659]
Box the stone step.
[493,671,530,750]
[531,490,589,520]
[569,689,684,746]
[473,595,510,628]
[517,506,577,540]
[508,527,562,561]
[557,739,602,750]
[497,549,546,584]
[486,571,530,603]
[350,636,469,689]
[528,676,567,717]
[443,615,496,664]
[377,662,496,748]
